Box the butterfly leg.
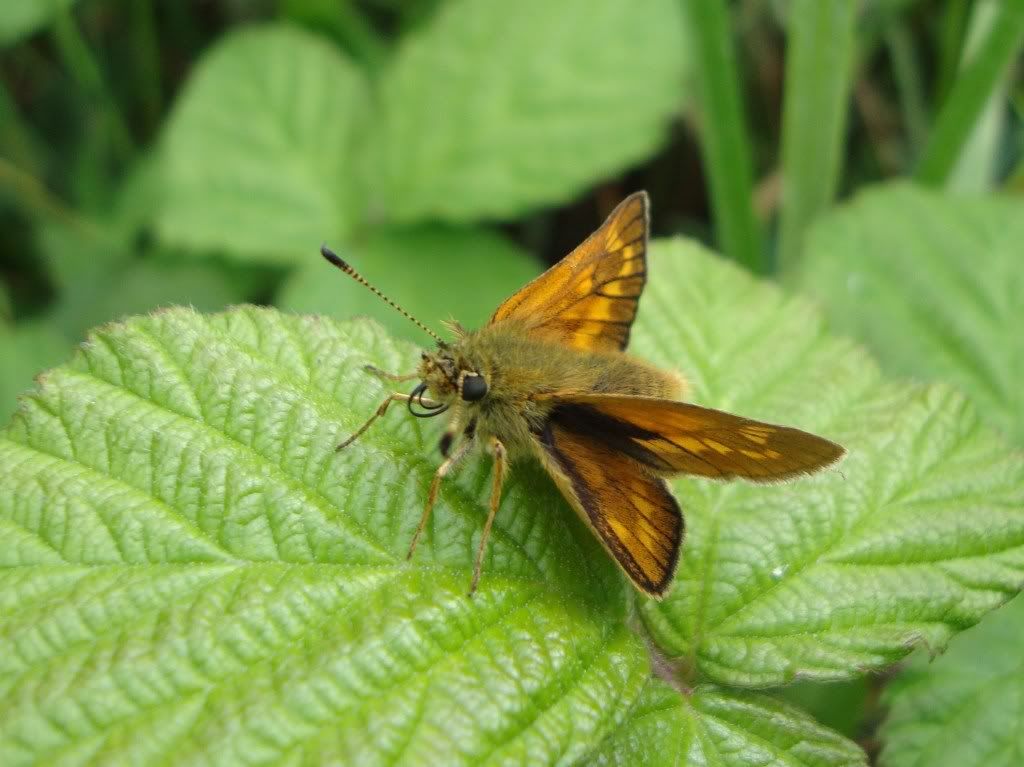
[336,392,436,451]
[407,437,475,560]
[364,364,418,383]
[469,437,507,596]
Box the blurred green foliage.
[1,1,1023,765]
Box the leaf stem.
[777,0,858,274]
[934,0,971,106]
[915,0,1024,186]
[885,22,928,155]
[683,0,764,273]
[0,157,101,237]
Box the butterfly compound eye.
[461,373,488,402]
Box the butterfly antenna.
[320,245,444,344]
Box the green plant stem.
[396,0,444,36]
[777,0,857,274]
[334,0,388,72]
[162,1,203,57]
[934,0,971,106]
[0,79,46,173]
[915,0,1024,187]
[130,0,163,132]
[683,0,764,273]
[0,157,101,238]
[886,22,928,154]
[51,5,135,164]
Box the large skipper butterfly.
[322,192,844,597]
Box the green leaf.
[638,239,1024,686]
[584,680,867,766]
[773,678,871,740]
[795,182,1024,444]
[158,24,370,263]
[880,594,1024,767]
[795,186,1024,767]
[278,0,389,71]
[777,0,858,271]
[277,224,540,342]
[0,321,70,424]
[0,0,77,46]
[373,0,686,222]
[55,255,265,342]
[3,240,1020,763]
[38,221,264,342]
[0,306,647,765]
[37,155,270,343]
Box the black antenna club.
[320,245,443,344]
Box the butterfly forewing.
[541,394,845,481]
[533,415,683,597]
[489,192,649,352]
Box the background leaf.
[795,182,1023,443]
[880,596,1024,767]
[39,221,265,342]
[795,184,1024,767]
[0,0,78,47]
[36,158,272,342]
[157,24,370,263]
[278,224,539,342]
[372,0,687,222]
[774,678,871,740]
[637,239,1024,686]
[0,320,69,422]
[584,680,867,766]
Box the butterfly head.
[417,343,489,406]
[412,342,493,459]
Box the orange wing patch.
[542,394,845,482]
[534,416,683,597]
[489,192,649,352]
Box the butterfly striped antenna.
[320,245,443,344]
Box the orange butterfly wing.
[489,191,649,352]
[540,394,845,481]
[534,416,682,597]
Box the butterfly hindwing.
[533,412,683,598]
[489,192,648,352]
[540,393,845,481]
